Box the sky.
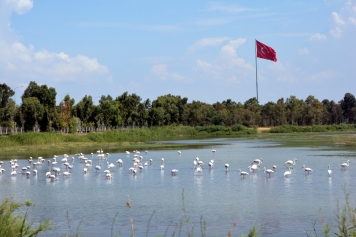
[0,0,355,106]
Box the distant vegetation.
[0,125,256,148]
[0,82,355,133]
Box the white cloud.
[189,37,231,52]
[218,38,253,70]
[3,0,33,14]
[151,64,168,80]
[309,33,326,41]
[192,38,254,82]
[331,12,345,25]
[298,48,309,55]
[308,69,342,82]
[206,2,255,14]
[150,64,186,81]
[0,0,110,83]
[330,26,343,38]
[349,17,356,25]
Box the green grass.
[0,197,51,237]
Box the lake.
[0,138,355,237]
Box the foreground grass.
[0,198,51,236]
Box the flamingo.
[253,158,263,166]
[63,171,71,177]
[178,151,181,155]
[160,165,164,170]
[285,158,297,167]
[107,162,115,170]
[302,165,313,175]
[116,159,123,166]
[171,169,179,175]
[284,167,292,177]
[272,165,277,171]
[248,164,259,173]
[340,160,350,169]
[327,165,332,177]
[238,169,249,178]
[196,166,202,172]
[225,164,229,172]
[263,167,274,177]
[33,169,38,175]
[211,146,216,153]
[95,164,101,172]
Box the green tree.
[0,84,15,126]
[304,95,323,125]
[243,97,261,126]
[20,97,44,131]
[340,93,356,123]
[22,81,57,131]
[74,95,95,132]
[116,92,142,127]
[98,95,122,128]
[285,95,304,125]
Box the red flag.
[256,40,277,62]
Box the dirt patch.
[257,127,271,133]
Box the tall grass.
[0,197,51,236]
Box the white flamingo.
[248,164,259,173]
[302,165,313,175]
[238,169,249,178]
[340,160,350,169]
[211,146,216,153]
[284,167,292,177]
[327,165,332,177]
[285,158,297,166]
[263,167,274,177]
[224,164,229,172]
[171,169,179,175]
[253,158,263,166]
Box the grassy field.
[0,125,355,156]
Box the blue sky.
[1,0,355,105]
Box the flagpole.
[255,39,258,102]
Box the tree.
[20,97,44,131]
[285,95,304,125]
[22,81,57,131]
[339,93,356,123]
[116,92,142,127]
[98,95,122,128]
[74,95,95,132]
[304,95,323,125]
[0,84,15,126]
[151,94,188,125]
[243,97,261,126]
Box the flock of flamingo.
[0,146,351,181]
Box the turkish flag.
[256,40,277,62]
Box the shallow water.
[0,138,355,236]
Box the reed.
[0,197,51,237]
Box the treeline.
[0,81,355,132]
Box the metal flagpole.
[255,39,258,102]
